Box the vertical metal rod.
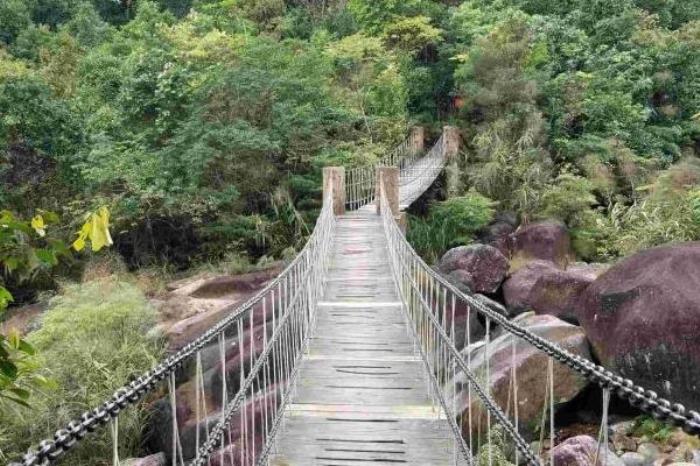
[486,317,492,466]
[549,357,555,466]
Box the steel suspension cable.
[11,185,337,466]
[375,159,700,437]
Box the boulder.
[549,435,624,466]
[446,269,475,293]
[188,267,283,298]
[511,221,573,270]
[145,384,279,462]
[575,243,700,408]
[503,261,596,322]
[621,452,648,466]
[638,443,663,464]
[567,262,609,281]
[0,302,46,335]
[439,244,509,294]
[610,420,637,453]
[449,314,591,440]
[166,266,282,294]
[478,212,518,257]
[452,307,486,352]
[158,268,283,351]
[123,453,166,466]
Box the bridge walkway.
[270,212,466,465]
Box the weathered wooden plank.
[270,213,466,465]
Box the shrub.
[0,278,165,464]
[408,192,495,263]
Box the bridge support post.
[376,167,399,216]
[323,167,346,215]
[410,126,425,155]
[397,212,408,235]
[442,125,461,197]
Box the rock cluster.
[437,214,700,463]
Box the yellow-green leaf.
[31,215,46,237]
[72,207,113,252]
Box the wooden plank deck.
[270,214,467,466]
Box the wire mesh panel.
[345,134,448,212]
[398,134,447,206]
[344,135,423,211]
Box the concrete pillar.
[442,125,460,159]
[442,126,462,197]
[409,126,425,155]
[375,167,399,216]
[323,167,346,215]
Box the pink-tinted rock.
[446,269,475,293]
[146,384,280,462]
[159,266,283,351]
[549,435,624,466]
[439,244,509,294]
[566,262,609,281]
[575,242,700,408]
[511,221,573,270]
[478,212,518,256]
[188,267,283,298]
[206,323,274,406]
[503,260,595,323]
[449,314,591,440]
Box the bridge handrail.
[12,187,338,466]
[378,176,539,466]
[189,183,336,465]
[377,171,700,451]
[345,133,423,210]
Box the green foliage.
[0,278,165,464]
[347,0,408,34]
[475,424,515,466]
[0,0,32,45]
[382,16,442,55]
[631,415,675,443]
[437,0,700,263]
[64,2,112,47]
[408,192,495,262]
[581,160,700,260]
[0,75,82,160]
[0,329,48,410]
[0,210,69,298]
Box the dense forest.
[1,0,699,463]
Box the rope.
[11,132,700,466]
[110,418,119,466]
[376,173,700,436]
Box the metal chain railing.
[11,187,337,466]
[378,176,540,466]
[13,130,700,466]
[376,162,699,464]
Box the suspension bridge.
[12,128,700,466]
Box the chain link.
[10,191,335,466]
[411,247,700,436]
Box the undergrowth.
[0,277,165,464]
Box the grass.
[0,277,166,465]
[631,415,676,444]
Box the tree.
[382,15,442,56]
[0,0,32,45]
